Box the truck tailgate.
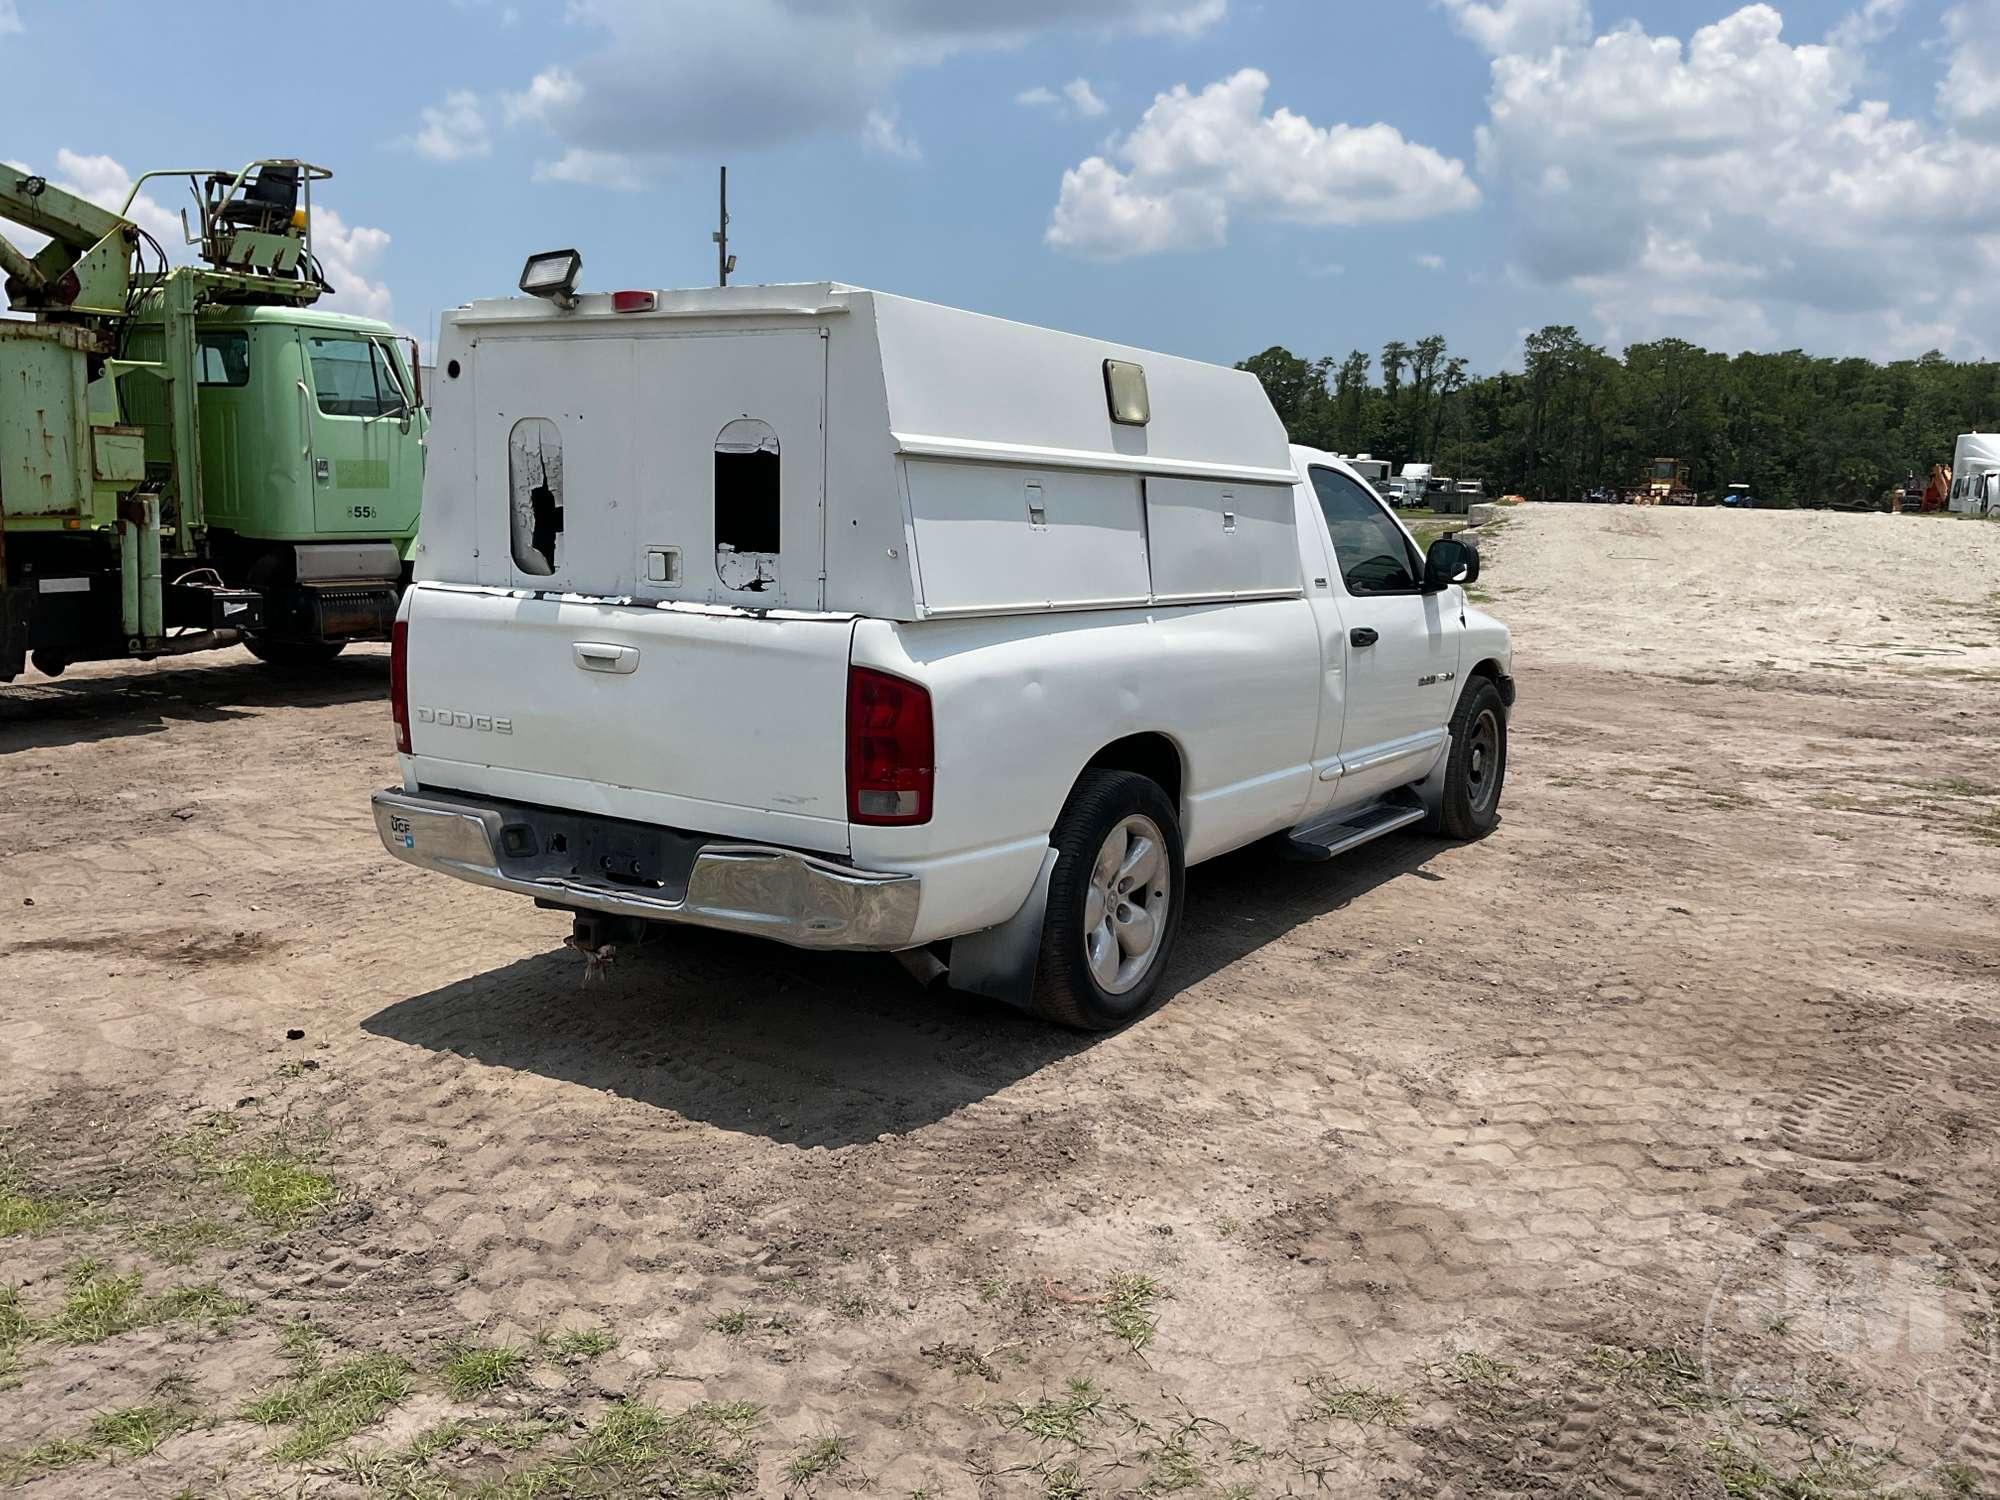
[402,585,855,854]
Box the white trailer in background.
[1950,434,2000,515]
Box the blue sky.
[2,0,1994,374]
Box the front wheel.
[244,636,347,670]
[1031,770,1186,1031]
[1427,677,1508,840]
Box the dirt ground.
[2,504,1998,1499]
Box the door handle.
[573,643,639,675]
[1349,627,1379,648]
[295,380,313,460]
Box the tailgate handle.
[573,642,639,675]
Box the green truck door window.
[306,335,405,418]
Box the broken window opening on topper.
[508,417,564,577]
[714,417,780,593]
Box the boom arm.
[0,163,136,315]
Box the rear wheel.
[1031,770,1185,1031]
[1427,677,1508,840]
[244,636,347,670]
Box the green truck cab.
[1,157,425,680]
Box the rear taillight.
[846,666,933,825]
[390,619,411,753]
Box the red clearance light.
[611,290,657,313]
[390,619,411,753]
[846,666,934,826]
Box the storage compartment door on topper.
[1144,476,1301,602]
[905,461,1150,614]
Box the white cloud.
[862,107,923,161]
[1065,78,1109,117]
[504,67,580,128]
[1439,0,1592,55]
[411,91,492,163]
[1941,1,2000,138]
[46,150,182,249]
[313,207,396,324]
[0,1,21,37]
[1019,76,1109,118]
[1474,2,2000,356]
[1047,68,1480,259]
[1416,253,1447,270]
[442,0,1223,182]
[532,147,643,190]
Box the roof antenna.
[713,165,736,286]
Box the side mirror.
[1422,536,1479,593]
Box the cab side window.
[1310,467,1421,595]
[306,334,408,418]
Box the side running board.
[1279,797,1428,863]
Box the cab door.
[299,330,418,536]
[1306,464,1462,804]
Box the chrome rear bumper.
[371,788,921,950]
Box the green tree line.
[1238,328,2000,507]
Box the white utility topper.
[375,268,1513,1029]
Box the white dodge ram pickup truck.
[374,279,1512,1030]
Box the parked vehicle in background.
[1,158,424,682]
[1339,454,1390,488]
[1721,484,1757,508]
[1640,458,1697,506]
[1950,435,2000,516]
[374,277,1513,1030]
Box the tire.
[244,636,347,669]
[1427,677,1508,840]
[1030,769,1186,1032]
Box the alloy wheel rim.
[1083,814,1171,996]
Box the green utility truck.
[0,158,424,680]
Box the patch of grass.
[224,1147,336,1228]
[710,1308,750,1336]
[1141,1433,1204,1492]
[0,1435,97,1483]
[1004,1378,1111,1446]
[1587,1343,1711,1414]
[487,1399,762,1499]
[0,1181,67,1238]
[1104,1273,1165,1353]
[922,1341,1000,1383]
[442,1342,529,1399]
[153,1281,249,1328]
[399,1418,468,1463]
[241,1352,412,1463]
[1043,1463,1089,1500]
[1300,1374,1410,1427]
[468,1416,562,1451]
[168,1114,337,1230]
[785,1434,852,1485]
[34,1265,244,1346]
[834,1293,870,1321]
[42,1265,147,1343]
[978,1276,1007,1304]
[280,1318,324,1374]
[1215,1217,1240,1239]
[545,1325,617,1361]
[138,1215,232,1265]
[87,1398,199,1457]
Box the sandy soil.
[1,505,1997,1498]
